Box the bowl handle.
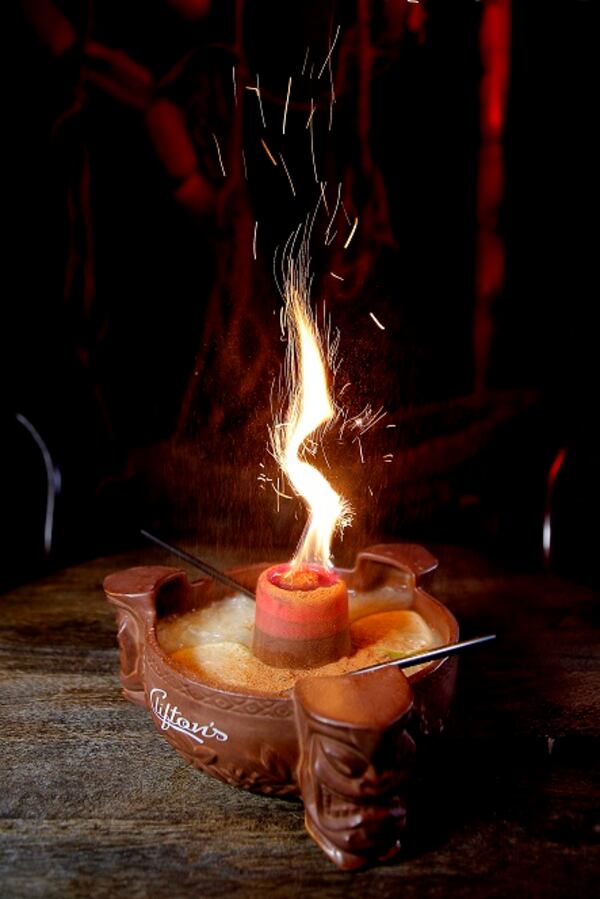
[355,543,438,583]
[104,566,187,705]
[293,667,416,870]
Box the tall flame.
[272,240,352,569]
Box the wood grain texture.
[1,546,599,898]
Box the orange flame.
[272,240,352,569]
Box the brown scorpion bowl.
[104,544,459,870]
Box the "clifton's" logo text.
[150,688,229,745]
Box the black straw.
[352,634,497,676]
[140,529,256,600]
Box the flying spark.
[328,45,335,131]
[301,46,309,75]
[317,24,341,79]
[344,217,359,248]
[272,481,294,501]
[279,153,296,196]
[282,77,292,134]
[309,99,318,182]
[357,408,387,436]
[330,272,344,281]
[261,139,278,166]
[347,405,387,437]
[319,181,330,214]
[325,182,342,242]
[256,74,266,127]
[232,66,237,105]
[246,74,266,128]
[211,132,226,177]
[253,221,258,260]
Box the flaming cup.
[253,562,351,668]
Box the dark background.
[2,0,597,590]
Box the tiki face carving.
[293,668,416,870]
[116,608,142,682]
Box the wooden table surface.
[1,545,598,898]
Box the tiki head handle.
[348,543,438,594]
[293,666,416,870]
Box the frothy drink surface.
[157,588,440,696]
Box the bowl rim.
[146,556,459,704]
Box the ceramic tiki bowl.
[104,544,459,869]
